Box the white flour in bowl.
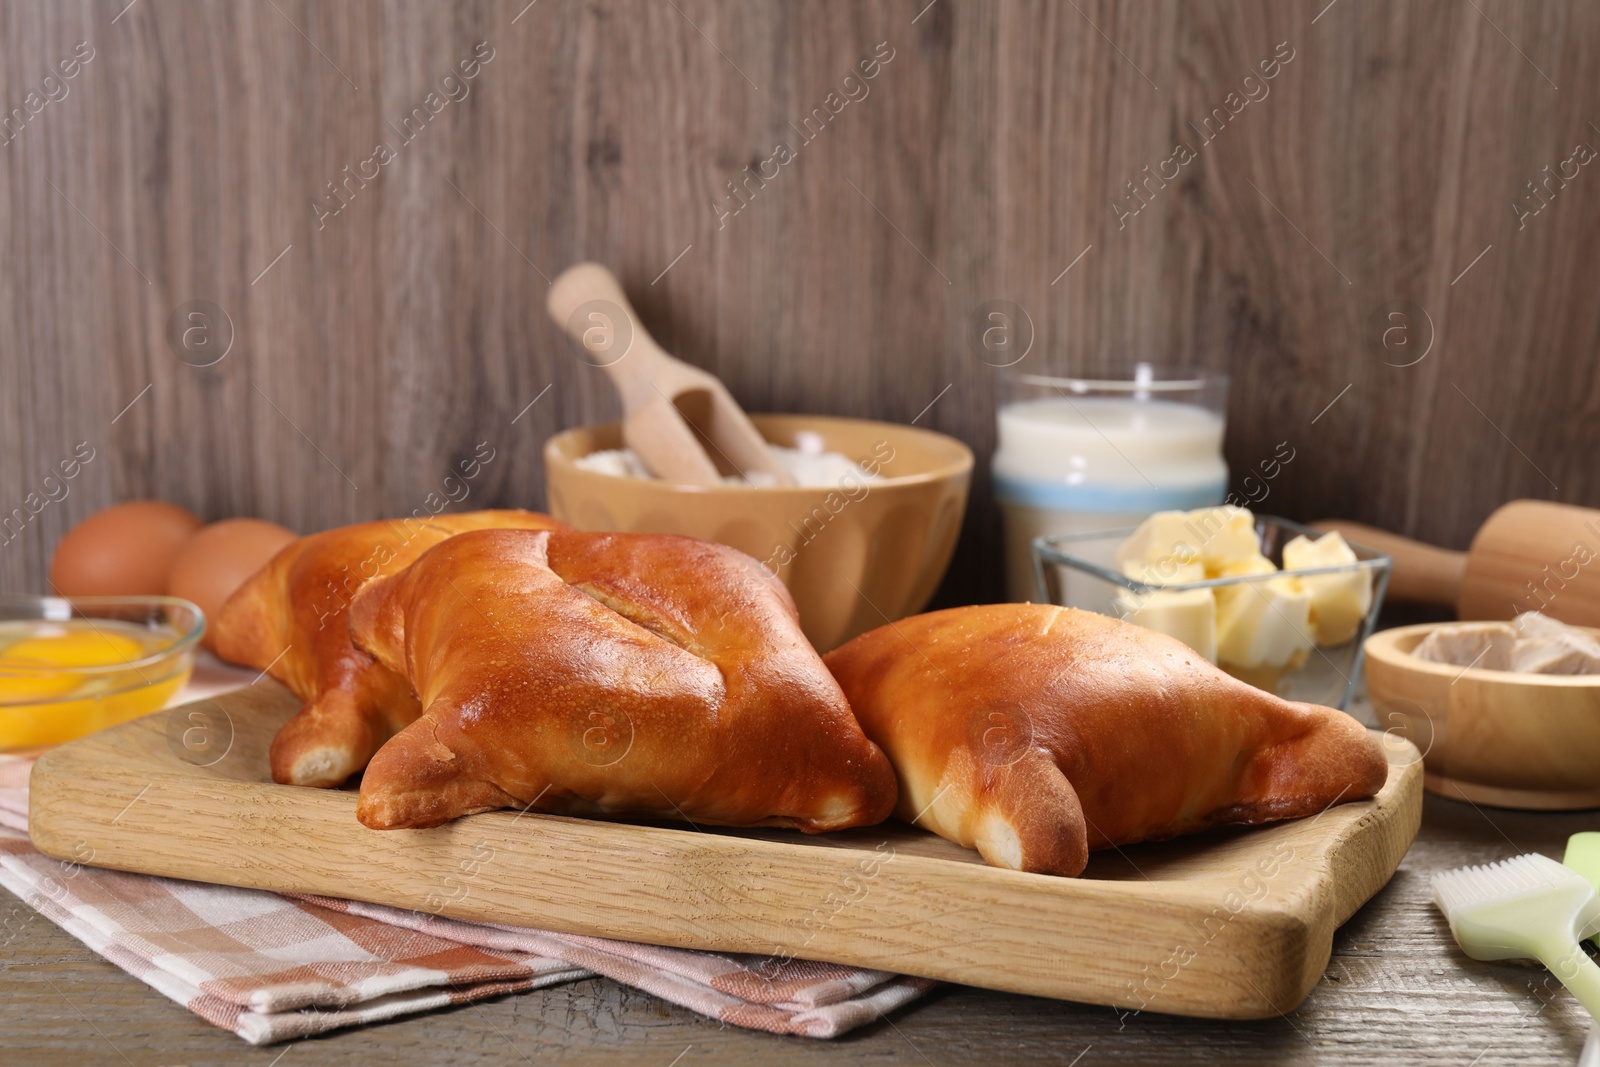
[574,445,878,488]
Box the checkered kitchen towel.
[0,758,932,1044]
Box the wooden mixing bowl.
[544,414,973,651]
[1365,622,1600,809]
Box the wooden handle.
[545,261,795,488]
[546,262,672,399]
[1310,520,1466,607]
[547,261,632,329]
[546,263,723,484]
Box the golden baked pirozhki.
[212,510,565,787]
[824,604,1387,876]
[348,528,897,833]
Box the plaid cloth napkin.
[0,754,932,1044]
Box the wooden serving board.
[28,682,1421,1020]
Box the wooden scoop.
[547,262,793,487]
[1314,500,1600,626]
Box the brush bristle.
[1432,853,1582,917]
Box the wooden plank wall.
[3,0,1596,607]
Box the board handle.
[1310,520,1466,607]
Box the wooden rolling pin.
[1314,500,1600,626]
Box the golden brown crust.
[823,604,1387,877]
[348,528,898,833]
[211,510,565,787]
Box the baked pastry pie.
[823,604,1388,876]
[347,528,897,832]
[212,510,565,787]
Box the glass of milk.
[993,364,1229,601]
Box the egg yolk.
[0,622,190,752]
[0,631,146,700]
[5,629,146,665]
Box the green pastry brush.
[1566,833,1600,913]
[1564,836,1600,1067]
[1433,853,1600,1018]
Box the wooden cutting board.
[28,681,1421,1020]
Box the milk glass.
[993,365,1229,601]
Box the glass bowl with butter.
[1031,509,1391,710]
[0,595,203,755]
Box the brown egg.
[167,519,298,635]
[50,500,203,597]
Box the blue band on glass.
[993,473,1229,513]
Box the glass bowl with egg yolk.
[0,596,203,755]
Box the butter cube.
[1115,511,1204,570]
[1282,532,1373,646]
[1210,554,1277,625]
[1115,507,1261,577]
[1114,581,1217,664]
[1187,507,1266,576]
[1214,554,1276,581]
[1121,560,1207,586]
[1216,574,1315,670]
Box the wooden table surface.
[5,678,1599,1066]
